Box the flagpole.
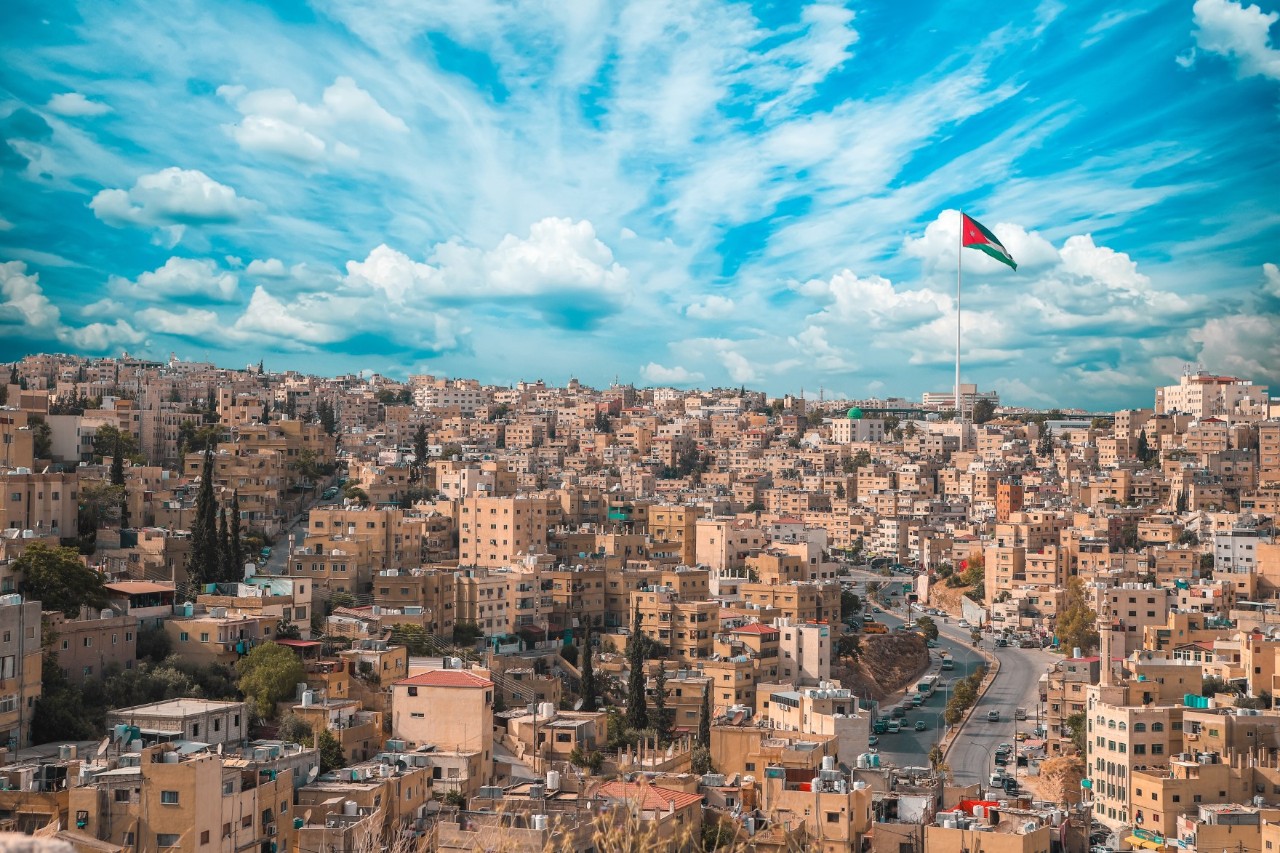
[956,210,963,451]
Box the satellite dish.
[216,743,223,755]
[96,737,110,757]
[307,766,319,783]
[573,699,584,711]
[303,809,312,824]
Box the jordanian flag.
[961,213,1017,270]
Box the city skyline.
[2,0,1279,408]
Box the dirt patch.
[831,633,930,701]
[928,582,977,615]
[1024,755,1086,805]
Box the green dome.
[846,407,863,419]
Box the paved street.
[842,567,1057,790]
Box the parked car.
[986,710,1001,722]
[957,619,971,628]
[868,736,880,747]
[886,720,902,733]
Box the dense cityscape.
[0,354,1274,852]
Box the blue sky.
[2,0,1278,409]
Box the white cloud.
[90,167,258,242]
[1190,313,1280,378]
[1191,0,1280,80]
[136,307,222,337]
[903,209,1060,273]
[1058,234,1149,290]
[246,258,289,278]
[640,362,703,385]
[797,270,946,331]
[232,286,349,346]
[46,92,112,117]
[110,257,240,303]
[1263,262,1280,297]
[0,217,11,232]
[0,261,142,352]
[685,294,735,320]
[219,76,407,163]
[65,320,145,351]
[344,217,629,319]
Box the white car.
[957,619,971,628]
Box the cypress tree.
[580,617,598,711]
[218,505,233,581]
[699,683,712,749]
[653,664,671,745]
[111,434,130,529]
[186,445,219,585]
[230,491,245,575]
[625,605,649,731]
[1136,429,1150,463]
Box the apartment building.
[44,605,137,684]
[458,495,552,568]
[0,596,41,748]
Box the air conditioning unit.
[1186,734,1198,741]
[267,825,277,837]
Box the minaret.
[1098,592,1114,687]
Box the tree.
[15,541,108,616]
[1176,490,1188,514]
[971,398,996,424]
[317,728,346,773]
[580,618,599,711]
[653,665,672,745]
[91,424,141,464]
[840,591,861,619]
[218,505,235,581]
[1056,577,1099,655]
[277,712,313,744]
[315,400,337,436]
[625,605,649,731]
[915,616,939,642]
[1202,676,1230,697]
[136,624,173,664]
[230,491,244,574]
[412,424,429,480]
[75,480,124,553]
[110,435,130,529]
[699,685,712,749]
[29,415,52,460]
[1136,429,1152,463]
[186,444,220,585]
[1037,424,1054,457]
[236,642,305,720]
[1065,712,1087,753]
[970,629,982,647]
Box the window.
[826,812,841,823]
[745,763,756,772]
[124,833,135,846]
[160,790,179,804]
[200,830,210,845]
[157,835,180,848]
[180,632,189,642]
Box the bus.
[915,674,940,697]
[939,654,955,671]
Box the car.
[868,736,879,746]
[995,743,1013,754]
[914,720,927,731]
[995,638,1008,647]
[891,706,907,718]
[957,619,971,628]
[872,606,882,613]
[986,710,1001,722]
[886,720,902,733]
[872,721,888,734]
[927,639,939,648]
[994,755,1009,767]
[989,772,1008,787]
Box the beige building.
[458,495,552,568]
[45,606,137,685]
[391,668,495,783]
[108,698,250,746]
[0,596,41,748]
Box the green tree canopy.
[236,643,305,719]
[15,542,108,616]
[1056,576,1100,655]
[915,615,939,642]
[317,728,345,773]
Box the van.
[1015,707,1027,721]
[886,720,901,733]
